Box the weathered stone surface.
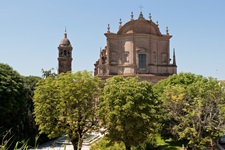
[94,12,177,83]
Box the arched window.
[63,50,67,56]
[67,51,71,57]
[60,50,63,56]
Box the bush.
[90,137,125,150]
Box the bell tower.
[58,30,73,74]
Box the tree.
[0,63,23,134]
[0,63,40,147]
[22,75,41,143]
[33,71,102,150]
[154,72,225,149]
[98,76,158,150]
[41,68,57,78]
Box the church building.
[94,12,177,83]
[57,12,177,83]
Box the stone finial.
[156,21,159,26]
[107,24,110,33]
[119,18,122,29]
[64,30,67,38]
[148,13,152,21]
[138,11,145,20]
[64,26,67,38]
[166,26,169,35]
[131,12,134,20]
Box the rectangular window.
[138,54,146,68]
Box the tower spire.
[173,48,176,65]
[99,47,102,57]
[64,27,67,38]
[99,47,102,64]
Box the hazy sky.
[1,1,225,79]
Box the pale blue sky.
[1,1,225,79]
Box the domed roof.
[60,32,71,46]
[117,12,162,36]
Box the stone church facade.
[94,12,177,83]
[57,12,177,83]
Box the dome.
[60,32,71,46]
[117,13,162,36]
[60,38,71,45]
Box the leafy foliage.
[0,64,29,144]
[0,63,25,135]
[0,63,42,149]
[41,68,57,79]
[90,137,125,150]
[21,76,41,141]
[154,72,225,149]
[33,71,102,150]
[98,76,158,150]
[90,134,182,150]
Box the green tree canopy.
[22,75,41,142]
[0,64,24,134]
[154,72,225,149]
[33,71,102,150]
[98,76,158,150]
[0,63,40,146]
[41,68,57,78]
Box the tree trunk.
[71,139,79,150]
[190,144,197,150]
[125,144,131,150]
[210,138,214,150]
[78,138,83,150]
